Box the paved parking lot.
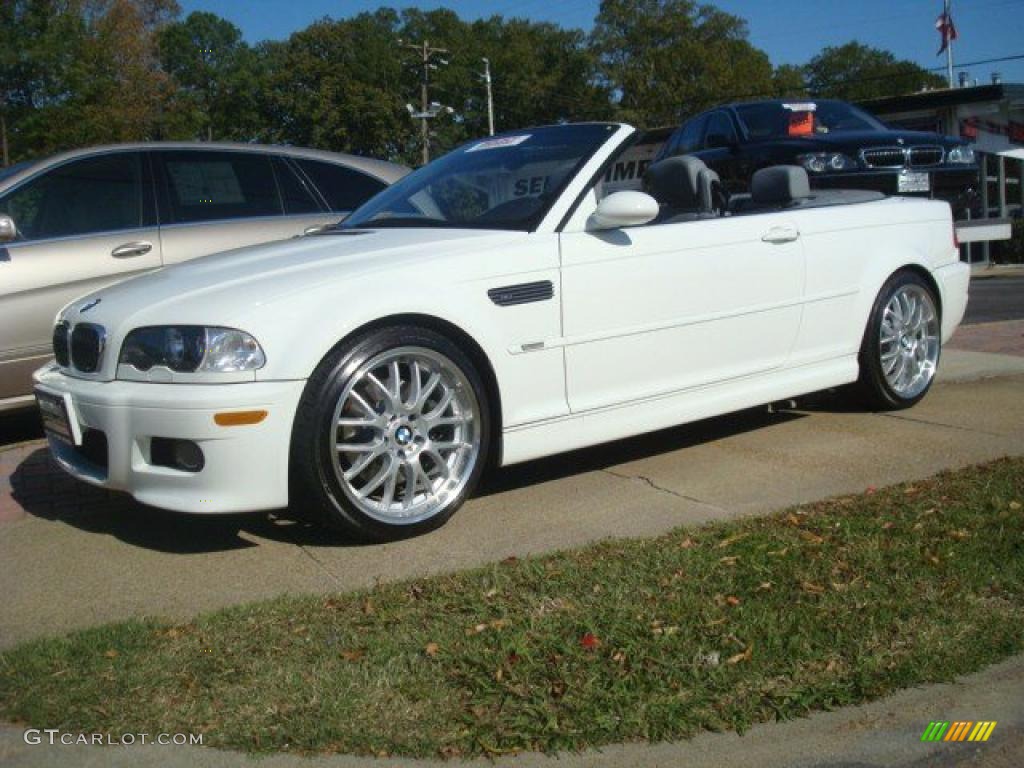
[2,346,1023,648]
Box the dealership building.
[860,80,1024,261]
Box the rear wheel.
[290,326,489,541]
[856,270,941,410]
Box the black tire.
[289,325,490,542]
[854,270,941,411]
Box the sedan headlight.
[798,152,857,173]
[947,145,976,164]
[119,326,266,373]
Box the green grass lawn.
[2,458,1022,758]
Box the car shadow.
[10,392,847,555]
[0,409,44,447]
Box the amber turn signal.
[214,410,268,427]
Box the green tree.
[772,64,808,99]
[0,0,180,163]
[805,42,944,101]
[157,11,263,141]
[590,0,775,126]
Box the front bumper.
[33,364,305,514]
[813,167,979,213]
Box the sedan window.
[0,153,143,241]
[703,112,737,148]
[736,100,886,140]
[273,158,322,215]
[294,159,386,213]
[160,151,282,224]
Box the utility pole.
[401,40,449,164]
[481,58,495,136]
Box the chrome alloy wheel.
[329,346,481,525]
[879,284,940,399]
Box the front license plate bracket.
[34,387,83,446]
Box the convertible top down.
[34,123,969,540]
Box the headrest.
[751,166,811,205]
[643,156,705,210]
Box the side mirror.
[588,191,659,231]
[0,214,16,244]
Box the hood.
[59,227,523,347]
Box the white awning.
[999,148,1024,160]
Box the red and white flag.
[936,11,958,55]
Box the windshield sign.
[736,100,886,140]
[343,124,619,232]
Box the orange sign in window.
[788,111,814,137]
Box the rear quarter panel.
[787,197,957,367]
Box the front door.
[0,151,162,401]
[559,209,805,414]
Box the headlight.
[947,145,976,164]
[798,152,857,173]
[119,326,266,373]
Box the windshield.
[342,124,619,231]
[735,101,886,140]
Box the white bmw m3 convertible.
[34,123,970,540]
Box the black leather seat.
[643,156,724,224]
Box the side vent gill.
[488,280,554,307]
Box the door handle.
[761,226,799,244]
[111,241,152,258]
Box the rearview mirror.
[587,191,659,231]
[0,214,16,244]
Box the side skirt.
[500,356,859,466]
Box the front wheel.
[290,326,490,541]
[855,270,941,410]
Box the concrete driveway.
[2,346,1024,650]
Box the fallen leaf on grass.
[725,595,742,607]
[361,599,374,615]
[678,537,697,549]
[719,556,740,566]
[1009,501,1022,511]
[103,650,118,659]
[800,530,825,544]
[801,581,826,595]
[727,644,754,665]
[580,633,601,650]
[340,649,365,662]
[424,643,439,657]
[756,581,773,592]
[717,533,748,549]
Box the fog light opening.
[151,438,205,473]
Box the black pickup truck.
[655,99,979,216]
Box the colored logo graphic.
[921,721,997,742]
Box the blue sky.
[180,0,1024,83]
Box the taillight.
[953,224,960,250]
